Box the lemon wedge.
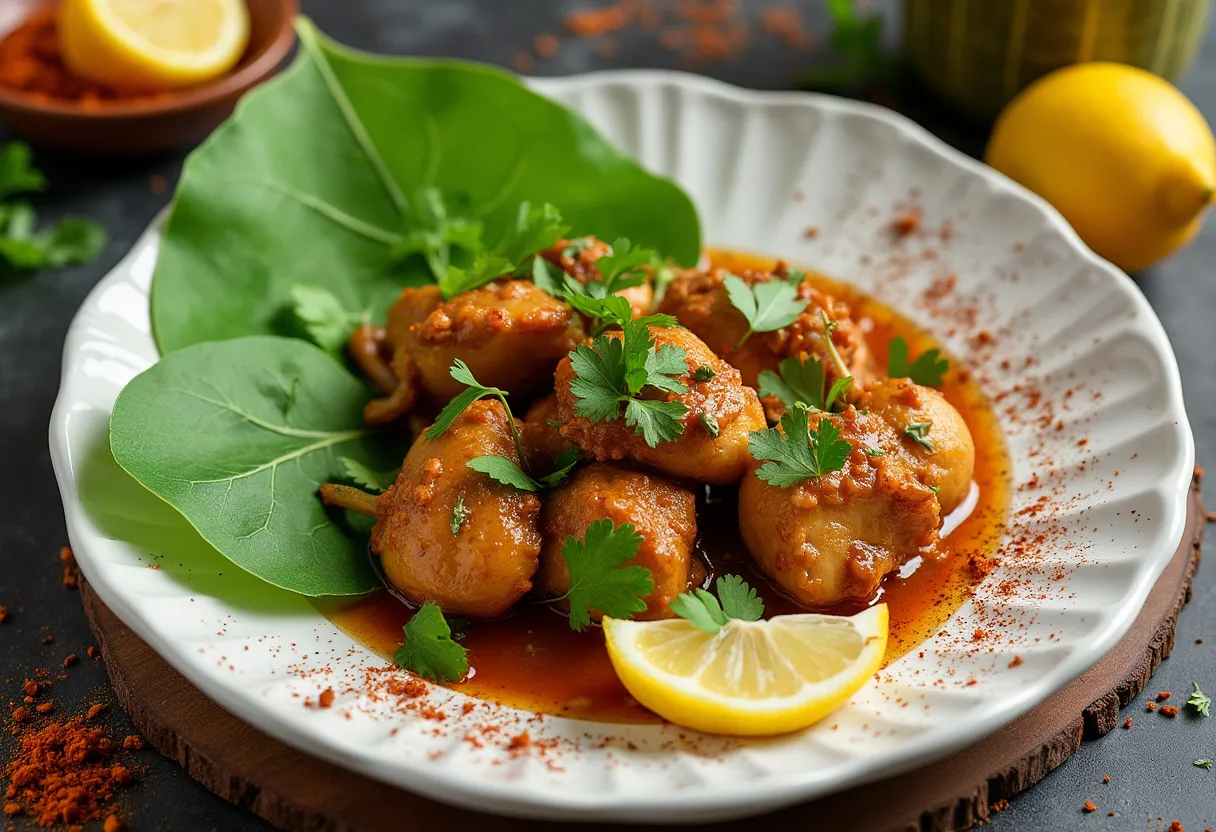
[59,0,251,92]
[603,604,888,736]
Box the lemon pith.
[603,604,888,736]
[59,0,251,92]
[984,61,1216,273]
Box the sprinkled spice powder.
[1160,705,1179,718]
[1082,800,1097,813]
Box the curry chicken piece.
[323,400,542,618]
[554,325,767,485]
[520,393,573,477]
[540,236,654,318]
[537,463,697,621]
[359,280,585,425]
[658,266,873,391]
[861,378,976,514]
[738,408,942,608]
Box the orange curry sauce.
[324,250,1012,724]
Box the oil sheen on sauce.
[324,250,1012,725]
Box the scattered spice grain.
[1082,800,1096,813]
[1102,776,1110,784]
[0,605,8,623]
[103,814,125,832]
[85,704,106,720]
[1147,701,1157,712]
[565,5,632,37]
[318,688,335,709]
[990,799,1008,812]
[148,175,167,196]
[1157,691,1172,701]
[63,654,78,668]
[121,736,143,751]
[533,34,559,58]
[1123,717,1132,728]
[34,702,53,715]
[1160,705,1179,718]
[61,547,78,590]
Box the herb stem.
[821,311,850,381]
[495,393,529,471]
[734,328,754,350]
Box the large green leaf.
[151,17,701,354]
[109,336,404,596]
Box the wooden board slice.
[80,475,1205,832]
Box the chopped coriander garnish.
[748,406,853,487]
[568,318,689,447]
[391,187,484,291]
[865,446,885,457]
[553,519,654,631]
[928,484,941,494]
[691,365,716,382]
[669,575,765,635]
[560,235,596,260]
[425,359,527,465]
[436,249,513,298]
[1196,759,1213,770]
[393,600,469,682]
[887,335,949,387]
[339,457,397,493]
[450,496,471,536]
[699,412,720,438]
[499,201,569,266]
[904,421,935,452]
[1188,682,1211,716]
[723,273,808,348]
[592,238,655,291]
[757,355,851,412]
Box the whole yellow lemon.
[985,62,1216,273]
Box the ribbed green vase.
[905,0,1211,121]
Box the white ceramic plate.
[50,71,1193,822]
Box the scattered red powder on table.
[318,688,335,709]
[533,33,559,58]
[62,654,78,668]
[512,52,533,72]
[85,704,106,720]
[61,547,79,590]
[35,703,53,715]
[1082,800,1096,813]
[1168,822,1184,832]
[1160,705,1179,718]
[1007,656,1023,668]
[121,736,143,751]
[0,606,8,623]
[1102,776,1110,784]
[103,814,125,832]
[1123,717,1132,728]
[1147,701,1157,712]
[565,5,633,37]
[759,5,812,49]
[990,799,1008,812]
[1157,691,1172,701]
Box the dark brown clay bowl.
[0,0,298,155]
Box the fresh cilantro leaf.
[716,575,765,621]
[0,142,45,201]
[560,519,653,631]
[887,335,949,387]
[650,255,680,308]
[0,203,106,272]
[723,273,808,348]
[928,484,941,494]
[904,421,935,452]
[450,496,471,537]
[561,236,596,259]
[757,355,852,413]
[438,249,512,298]
[1196,759,1213,770]
[699,412,720,438]
[568,325,689,447]
[393,600,469,682]
[541,446,582,488]
[1189,682,1211,717]
[669,588,727,634]
[594,238,655,292]
[749,407,853,487]
[802,0,891,93]
[425,360,526,463]
[783,265,807,285]
[670,575,765,634]
[392,187,484,284]
[865,446,886,457]
[499,201,568,265]
[529,254,568,294]
[691,365,715,382]
[289,285,362,352]
[466,456,541,491]
[340,457,397,493]
[564,291,634,332]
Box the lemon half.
[603,605,888,736]
[60,0,251,92]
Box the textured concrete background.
[1,1,1213,829]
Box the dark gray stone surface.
[0,1,1211,829]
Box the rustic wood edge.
[79,474,1205,832]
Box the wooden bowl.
[0,0,298,155]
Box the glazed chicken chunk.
[325,400,541,618]
[520,393,574,477]
[554,324,767,485]
[537,463,698,621]
[359,280,585,425]
[658,266,873,392]
[738,408,944,608]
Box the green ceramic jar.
[904,0,1211,121]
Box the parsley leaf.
[529,254,570,295]
[723,273,808,348]
[559,519,653,631]
[564,291,634,332]
[0,142,45,201]
[1196,759,1213,770]
[340,457,397,493]
[545,445,582,487]
[887,335,949,387]
[425,360,526,463]
[699,412,720,438]
[393,600,469,682]
[288,285,363,352]
[498,201,568,265]
[757,355,852,413]
[1189,682,1211,717]
[749,407,853,487]
[392,188,484,289]
[593,238,655,292]
[450,496,471,537]
[438,249,513,298]
[466,456,542,491]
[669,575,765,634]
[568,322,689,447]
[904,421,935,452]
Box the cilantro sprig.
[749,406,854,487]
[393,600,469,682]
[553,519,654,631]
[426,360,527,465]
[339,457,398,493]
[757,356,852,413]
[723,273,808,348]
[887,335,948,387]
[669,575,765,634]
[465,446,581,492]
[1189,682,1211,717]
[568,318,690,447]
[287,285,368,352]
[531,237,658,333]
